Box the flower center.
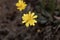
[27,16,32,21]
[19,4,23,8]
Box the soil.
[0,0,60,40]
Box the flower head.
[16,0,27,11]
[22,11,38,27]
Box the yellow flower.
[22,11,38,27]
[16,0,27,11]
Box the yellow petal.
[33,15,37,18]
[29,20,34,25]
[29,11,31,14]
[22,21,26,23]
[33,24,35,26]
[33,20,37,23]
[25,22,29,27]
[32,13,35,16]
[16,3,19,6]
[19,0,23,2]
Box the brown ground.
[0,0,60,40]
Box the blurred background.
[0,0,60,40]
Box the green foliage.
[35,0,58,24]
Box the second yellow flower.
[16,0,27,11]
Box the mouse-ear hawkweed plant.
[22,11,38,27]
[16,0,27,11]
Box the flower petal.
[32,12,35,16]
[16,3,19,6]
[33,20,37,23]
[25,22,29,27]
[33,15,37,18]
[22,21,26,23]
[33,24,35,26]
